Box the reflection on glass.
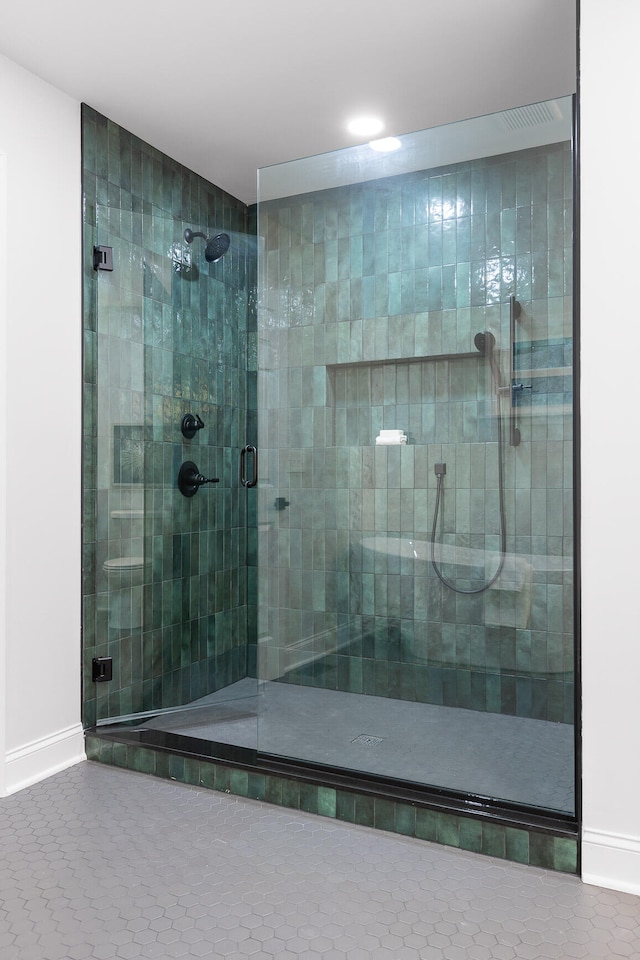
[256,98,575,815]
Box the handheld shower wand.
[430,330,507,595]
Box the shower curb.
[85,731,578,876]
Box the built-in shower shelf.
[517,367,572,379]
[327,350,482,373]
[517,404,573,417]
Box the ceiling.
[0,1,577,205]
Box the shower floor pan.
[136,678,574,815]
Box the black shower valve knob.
[181,413,205,439]
[178,460,219,497]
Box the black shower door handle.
[240,444,258,488]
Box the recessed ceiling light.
[347,116,384,137]
[369,137,402,153]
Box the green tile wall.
[85,733,577,875]
[257,143,574,723]
[82,106,256,727]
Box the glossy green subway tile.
[529,833,555,870]
[459,817,483,854]
[317,786,337,818]
[504,827,530,865]
[181,757,198,786]
[299,783,319,814]
[335,790,355,823]
[84,735,100,762]
[553,836,578,874]
[198,762,216,790]
[394,803,415,837]
[281,780,301,810]
[111,742,129,769]
[354,793,375,827]
[436,812,460,848]
[97,739,114,765]
[168,754,185,782]
[415,807,438,842]
[374,798,396,832]
[482,823,506,859]
[264,775,283,806]
[214,765,231,793]
[229,770,249,797]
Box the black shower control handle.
[181,413,205,439]
[193,472,218,486]
[178,460,219,497]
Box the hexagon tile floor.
[1,763,639,960]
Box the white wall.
[580,0,640,894]
[0,53,84,795]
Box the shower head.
[475,330,503,394]
[205,233,230,263]
[184,228,230,263]
[474,331,496,355]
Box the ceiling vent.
[498,100,562,131]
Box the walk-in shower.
[82,95,577,868]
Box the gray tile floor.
[1,763,639,960]
[139,679,575,813]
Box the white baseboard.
[3,723,86,796]
[582,828,640,895]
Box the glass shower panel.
[86,194,257,736]
[256,99,575,815]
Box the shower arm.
[184,229,207,244]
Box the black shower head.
[474,330,496,355]
[205,233,230,263]
[475,330,503,394]
[184,228,230,263]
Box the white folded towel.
[375,430,407,445]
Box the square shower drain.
[351,734,385,746]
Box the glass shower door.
[255,98,576,816]
[84,191,258,741]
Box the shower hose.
[430,358,507,595]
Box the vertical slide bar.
[509,295,521,446]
